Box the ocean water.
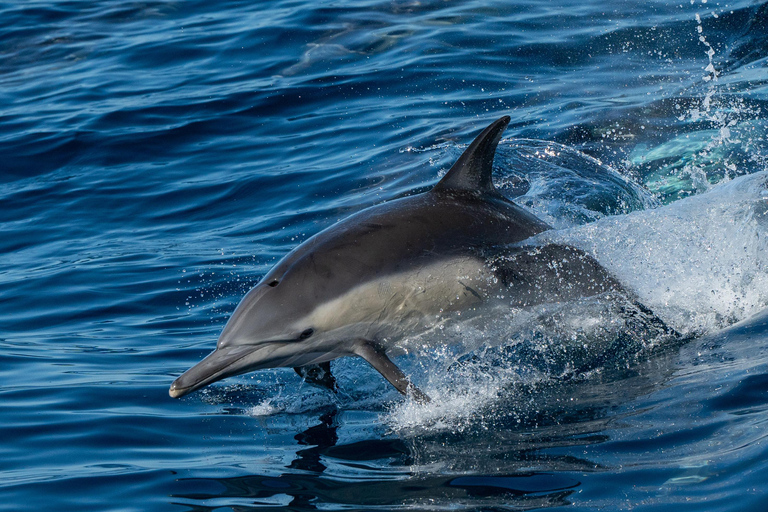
[2,0,768,510]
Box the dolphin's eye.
[299,328,314,340]
[267,280,279,287]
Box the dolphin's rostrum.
[169,116,635,402]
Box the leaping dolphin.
[169,116,639,402]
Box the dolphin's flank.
[170,115,639,403]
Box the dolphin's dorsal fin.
[432,115,511,195]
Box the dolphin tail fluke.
[432,115,511,195]
[353,341,431,403]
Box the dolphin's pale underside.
[169,116,651,402]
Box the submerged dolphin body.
[170,116,634,402]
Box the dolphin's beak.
[169,345,262,398]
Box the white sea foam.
[542,171,768,334]
[248,400,280,417]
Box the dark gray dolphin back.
[432,115,511,194]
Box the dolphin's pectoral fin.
[353,341,431,403]
[294,362,338,392]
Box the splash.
[500,139,655,228]
[387,172,768,432]
[544,171,768,334]
[629,7,766,203]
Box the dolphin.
[169,116,647,402]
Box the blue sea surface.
[2,1,768,510]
